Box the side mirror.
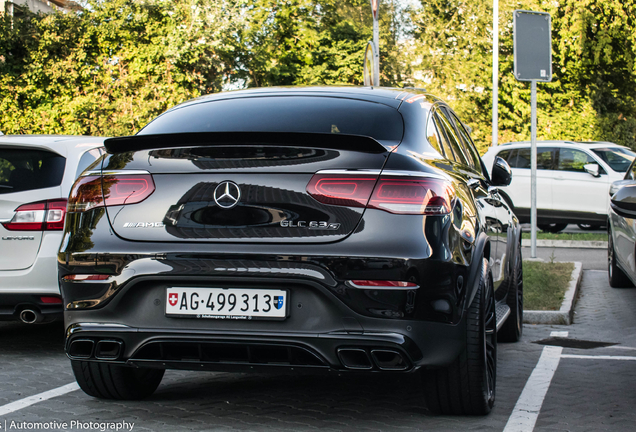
[491,157,512,186]
[610,179,636,197]
[584,163,600,177]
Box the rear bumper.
[0,293,62,321]
[0,242,62,321]
[65,318,466,373]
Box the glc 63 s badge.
[280,220,341,229]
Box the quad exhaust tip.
[19,309,43,324]
[68,339,123,360]
[337,348,409,371]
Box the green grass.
[521,232,607,241]
[523,261,575,310]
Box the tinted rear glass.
[139,96,404,141]
[0,148,65,194]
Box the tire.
[423,258,497,415]
[71,360,164,400]
[538,223,568,233]
[498,247,523,342]
[577,224,603,231]
[608,232,633,288]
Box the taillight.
[68,174,155,213]
[306,175,377,207]
[2,199,68,231]
[306,173,454,215]
[368,177,454,215]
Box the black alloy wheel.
[498,246,523,342]
[423,258,497,415]
[608,231,633,288]
[537,223,568,233]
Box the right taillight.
[307,173,454,215]
[368,177,454,215]
[68,174,155,213]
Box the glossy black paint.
[59,87,521,373]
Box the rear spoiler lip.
[104,132,391,154]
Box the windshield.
[592,147,636,173]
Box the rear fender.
[463,232,490,311]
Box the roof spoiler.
[104,132,389,154]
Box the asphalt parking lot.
[1,266,635,431]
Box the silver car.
[0,136,105,323]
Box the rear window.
[0,148,66,194]
[139,96,404,141]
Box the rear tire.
[608,232,633,288]
[423,258,496,415]
[577,223,603,231]
[498,248,523,342]
[538,223,568,233]
[71,360,164,400]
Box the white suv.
[482,140,635,232]
[0,136,105,323]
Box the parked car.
[608,158,636,287]
[59,87,523,415]
[482,141,636,232]
[0,135,105,323]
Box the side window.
[496,150,511,162]
[629,161,636,180]
[426,112,445,157]
[557,148,596,172]
[450,112,480,170]
[514,148,556,169]
[436,109,470,166]
[75,148,103,179]
[432,113,456,161]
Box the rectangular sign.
[166,287,288,319]
[513,10,552,82]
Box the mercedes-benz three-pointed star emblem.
[213,181,241,209]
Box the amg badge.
[123,222,165,228]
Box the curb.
[523,261,583,325]
[521,239,607,249]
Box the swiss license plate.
[165,287,288,319]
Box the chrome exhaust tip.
[19,309,43,324]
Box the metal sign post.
[370,0,380,86]
[363,41,376,86]
[492,0,499,147]
[514,10,552,258]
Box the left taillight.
[68,174,155,213]
[2,199,68,231]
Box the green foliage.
[0,0,240,136]
[235,0,409,87]
[2,0,636,149]
[411,0,636,153]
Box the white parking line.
[561,354,636,361]
[0,382,79,417]
[503,345,563,432]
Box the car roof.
[167,86,444,112]
[498,140,626,149]
[0,135,106,157]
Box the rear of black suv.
[59,87,522,415]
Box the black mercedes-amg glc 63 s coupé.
[59,87,522,415]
